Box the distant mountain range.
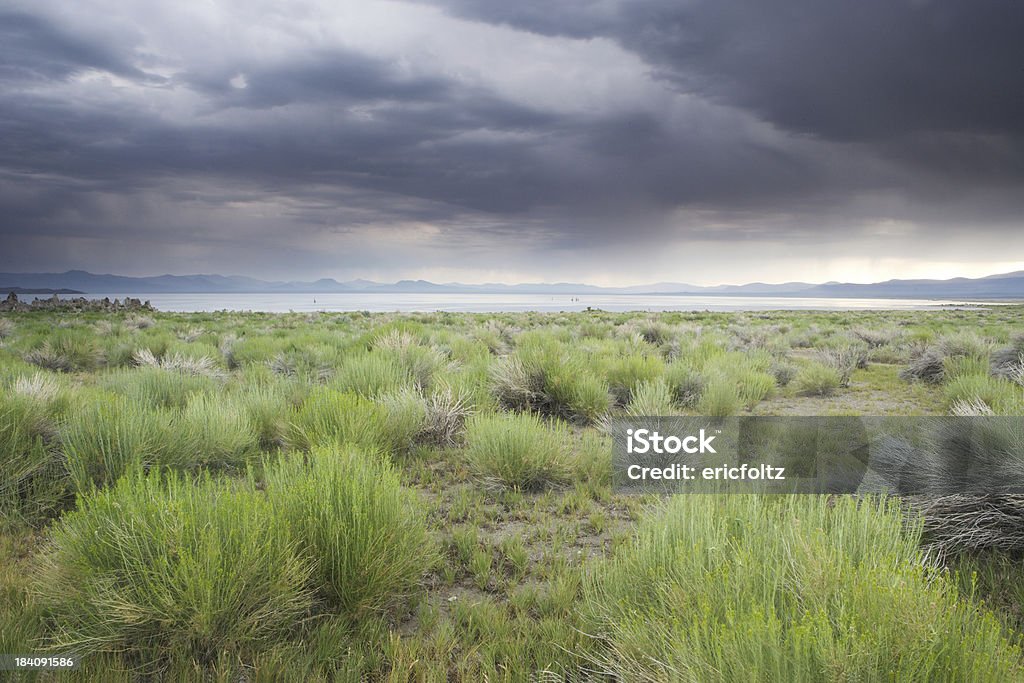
[2,269,1023,299]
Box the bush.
[902,333,993,385]
[421,386,474,448]
[490,348,610,425]
[624,379,675,417]
[991,334,1024,382]
[815,343,867,387]
[850,326,901,348]
[696,376,741,417]
[379,388,429,454]
[264,448,433,620]
[663,361,705,407]
[0,392,65,525]
[61,397,171,493]
[769,359,798,387]
[286,388,391,452]
[173,393,258,469]
[862,418,1024,556]
[331,353,414,397]
[900,347,947,383]
[37,472,313,667]
[464,413,574,491]
[233,382,293,449]
[24,333,100,373]
[604,354,665,405]
[944,373,1021,415]
[132,348,226,379]
[793,362,843,397]
[100,366,217,409]
[580,495,1023,681]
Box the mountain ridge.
[1,270,1023,299]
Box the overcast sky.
[2,0,1023,285]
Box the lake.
[46,292,999,313]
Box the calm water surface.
[47,292,999,313]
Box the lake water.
[46,292,998,313]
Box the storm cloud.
[2,0,1023,284]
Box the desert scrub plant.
[330,352,414,397]
[24,332,100,372]
[100,366,217,409]
[0,391,66,525]
[490,348,610,425]
[378,388,429,454]
[943,373,1022,415]
[580,494,1023,681]
[286,387,391,452]
[132,348,226,380]
[624,378,675,417]
[696,375,742,417]
[232,382,293,449]
[464,412,575,491]
[815,342,867,387]
[792,362,843,397]
[850,326,902,349]
[61,396,175,493]
[264,447,434,621]
[422,385,474,447]
[171,393,258,470]
[899,346,948,384]
[663,360,705,407]
[901,332,992,384]
[992,333,1024,381]
[769,359,798,387]
[603,353,665,405]
[36,471,313,668]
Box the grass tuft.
[265,448,434,620]
[581,495,1023,681]
[464,412,574,491]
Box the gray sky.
[2,0,1023,285]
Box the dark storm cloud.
[0,11,151,82]
[420,0,1024,202]
[428,0,1024,141]
[1,0,1023,281]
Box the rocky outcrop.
[0,292,155,313]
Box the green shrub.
[61,397,171,493]
[624,379,675,417]
[464,413,574,490]
[37,472,313,666]
[581,495,1023,681]
[943,354,990,381]
[331,353,414,397]
[264,448,433,620]
[173,393,258,470]
[100,366,217,409]
[490,347,610,424]
[604,354,664,405]
[944,373,1022,415]
[286,388,390,452]
[24,332,100,373]
[379,388,429,454]
[233,383,293,449]
[0,392,65,525]
[696,376,741,417]
[793,362,843,397]
[663,361,705,407]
